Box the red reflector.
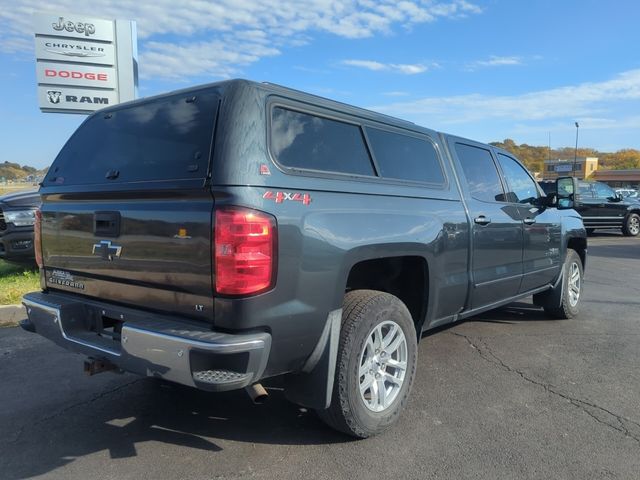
[215,207,276,295]
[34,209,43,269]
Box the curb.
[0,304,26,327]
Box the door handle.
[474,215,491,226]
[523,217,536,225]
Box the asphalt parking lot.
[1,232,639,480]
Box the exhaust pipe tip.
[246,383,269,404]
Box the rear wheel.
[317,290,417,438]
[622,213,640,237]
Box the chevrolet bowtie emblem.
[92,240,122,261]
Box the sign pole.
[115,19,138,103]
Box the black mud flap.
[283,309,341,410]
[533,266,564,308]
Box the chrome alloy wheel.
[629,216,640,235]
[568,261,581,307]
[358,320,408,412]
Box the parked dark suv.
[577,181,640,236]
[22,80,587,437]
[541,180,640,236]
[0,190,41,263]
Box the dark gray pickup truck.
[22,79,587,437]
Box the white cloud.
[383,91,410,97]
[141,40,280,80]
[342,60,387,71]
[342,59,428,74]
[373,69,640,124]
[1,0,481,80]
[467,55,523,70]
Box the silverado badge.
[48,269,85,290]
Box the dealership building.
[542,157,640,189]
[543,157,599,180]
[591,169,640,189]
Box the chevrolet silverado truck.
[0,189,41,263]
[21,80,587,438]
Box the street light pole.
[573,122,579,178]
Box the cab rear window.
[45,92,218,186]
[366,127,445,185]
[270,107,375,176]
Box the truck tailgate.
[40,190,214,322]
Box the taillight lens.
[34,209,43,269]
[215,207,277,295]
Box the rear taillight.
[215,207,277,296]
[34,209,43,269]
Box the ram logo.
[47,90,62,104]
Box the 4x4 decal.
[263,191,312,205]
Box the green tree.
[600,149,640,170]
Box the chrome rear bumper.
[22,291,271,392]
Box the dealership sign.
[555,164,574,173]
[34,13,138,114]
[37,86,119,112]
[37,63,117,88]
[35,37,116,65]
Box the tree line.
[0,161,48,181]
[490,139,640,174]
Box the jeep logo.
[52,17,95,37]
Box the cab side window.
[578,182,594,198]
[496,153,539,204]
[366,127,445,185]
[455,143,505,203]
[593,182,616,199]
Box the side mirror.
[558,197,573,209]
[556,176,579,209]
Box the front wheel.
[542,249,584,319]
[622,213,640,237]
[317,290,417,438]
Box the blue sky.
[1,0,640,169]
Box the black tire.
[541,249,583,319]
[317,290,418,438]
[622,213,640,237]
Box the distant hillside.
[0,162,48,181]
[490,139,640,174]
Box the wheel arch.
[567,236,587,269]
[342,253,431,336]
